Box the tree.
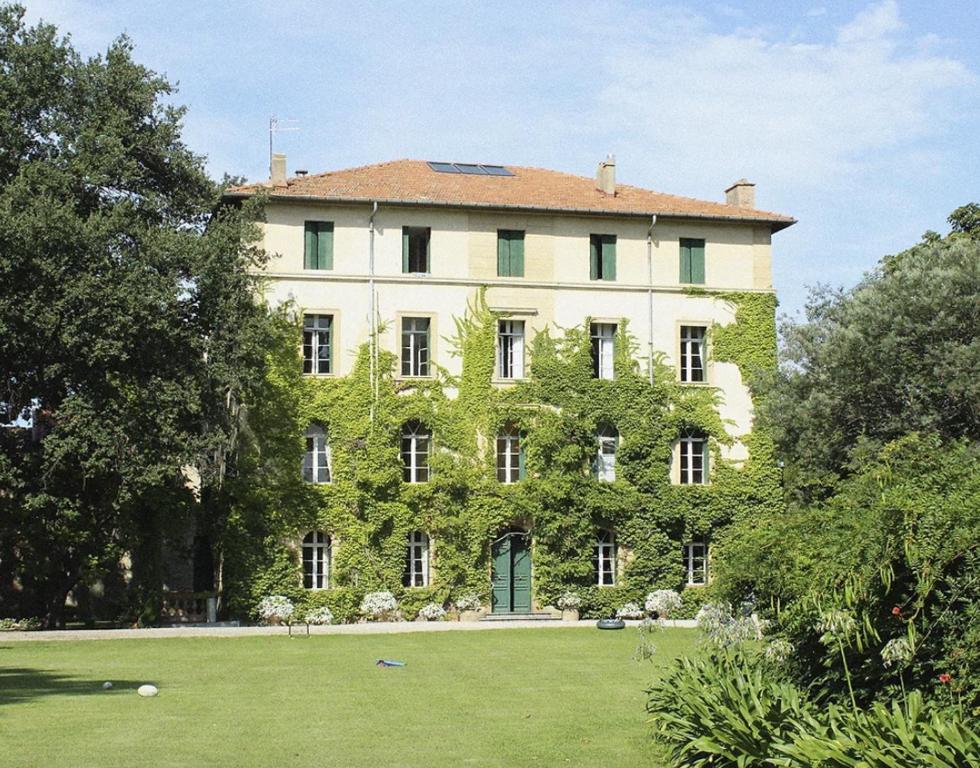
[0,5,277,626]
[758,207,980,496]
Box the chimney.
[596,154,616,195]
[270,153,287,187]
[725,178,755,208]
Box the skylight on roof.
[427,161,514,177]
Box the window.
[590,322,616,380]
[685,541,708,585]
[497,230,525,277]
[680,238,705,284]
[302,531,331,589]
[680,325,707,383]
[402,227,431,273]
[594,530,617,585]
[401,421,431,483]
[303,314,333,374]
[403,531,430,587]
[595,423,618,482]
[589,234,617,281]
[679,430,709,485]
[303,425,331,484]
[496,424,525,483]
[304,221,333,270]
[497,320,525,379]
[401,317,430,376]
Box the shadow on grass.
[0,667,147,706]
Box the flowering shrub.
[454,594,482,612]
[0,617,42,631]
[616,602,645,619]
[881,637,914,668]
[645,589,681,618]
[453,593,481,612]
[695,601,759,648]
[765,638,795,664]
[417,603,446,621]
[257,595,294,624]
[304,606,334,626]
[557,592,581,610]
[360,591,398,620]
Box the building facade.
[223,156,794,619]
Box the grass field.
[0,626,695,767]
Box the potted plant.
[454,593,482,621]
[557,592,582,621]
[257,595,295,626]
[645,589,682,622]
[416,602,446,622]
[360,591,399,622]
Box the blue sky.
[25,0,980,317]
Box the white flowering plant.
[360,591,398,620]
[417,603,446,621]
[695,601,759,648]
[557,592,582,610]
[304,606,334,626]
[454,593,482,612]
[645,589,682,618]
[616,602,646,619]
[257,595,295,625]
[764,638,794,664]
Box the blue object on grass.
[376,659,406,667]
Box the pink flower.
[939,673,952,684]
[891,606,902,617]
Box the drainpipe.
[369,202,379,426]
[647,215,657,385]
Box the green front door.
[491,532,532,613]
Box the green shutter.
[691,240,705,284]
[402,227,410,273]
[317,222,333,270]
[589,235,599,280]
[680,239,705,284]
[518,438,526,481]
[304,222,316,270]
[510,232,524,277]
[601,236,616,281]
[679,240,692,283]
[497,231,510,276]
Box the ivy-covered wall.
[221,289,780,622]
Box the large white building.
[224,155,795,615]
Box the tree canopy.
[0,4,277,625]
[758,209,980,495]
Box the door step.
[480,612,560,622]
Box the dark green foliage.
[0,6,278,625]
[758,222,980,497]
[646,648,813,767]
[646,649,980,767]
[223,290,781,620]
[715,435,980,713]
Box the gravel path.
[1,618,696,642]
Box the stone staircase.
[479,612,560,622]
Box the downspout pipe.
[647,214,657,385]
[369,202,379,425]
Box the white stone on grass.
[137,684,159,697]
[102,681,113,690]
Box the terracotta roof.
[225,159,795,231]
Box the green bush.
[646,648,812,767]
[579,585,643,619]
[773,692,980,767]
[673,586,715,619]
[294,588,363,624]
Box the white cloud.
[596,1,973,197]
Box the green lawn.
[0,627,694,767]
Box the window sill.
[402,272,431,277]
[303,372,337,378]
[678,380,712,387]
[491,377,526,386]
[396,374,436,382]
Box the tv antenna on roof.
[269,115,300,175]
